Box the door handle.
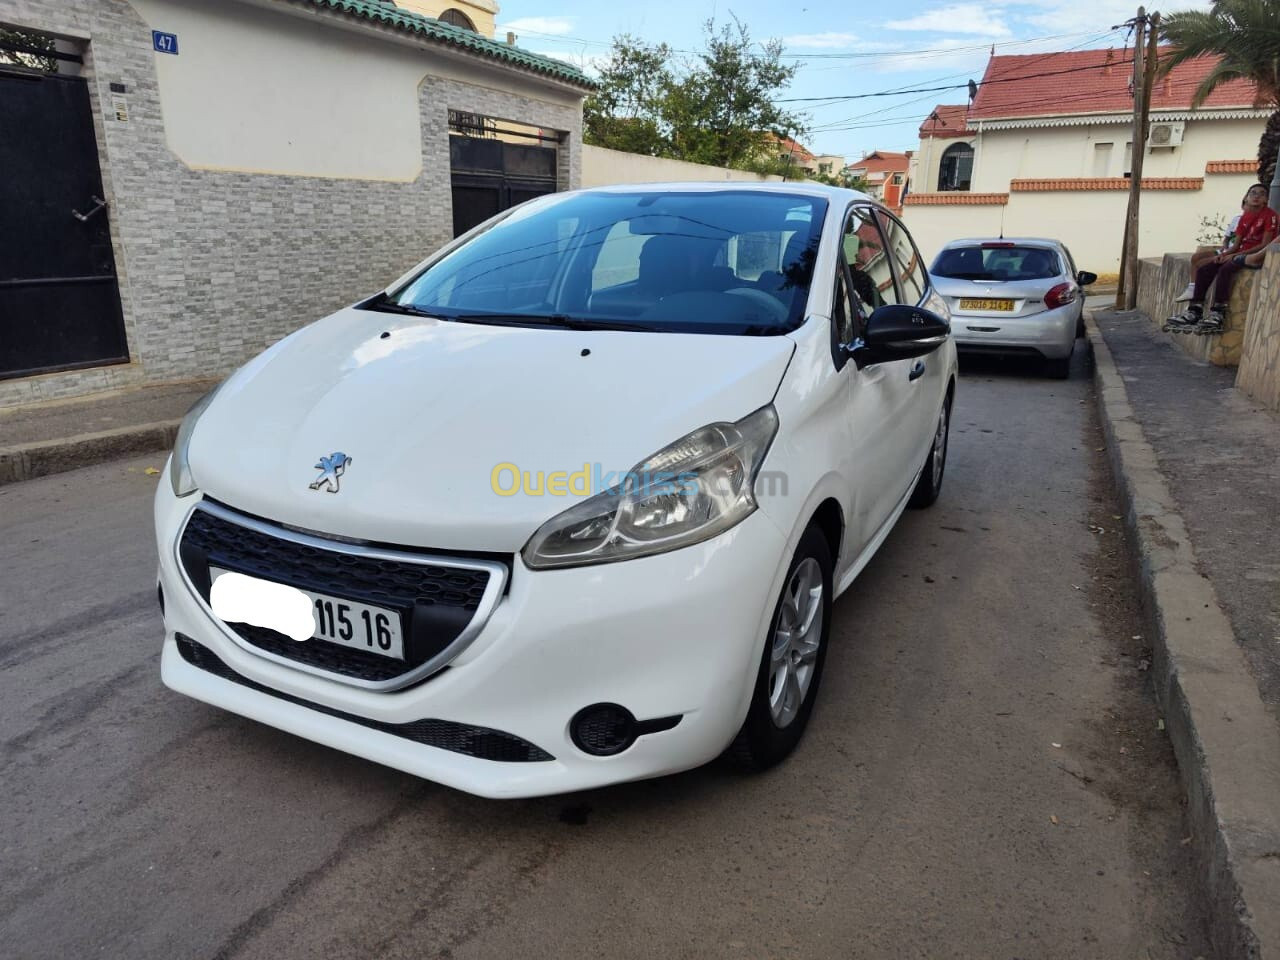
[909,360,926,382]
[72,196,108,222]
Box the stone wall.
[0,0,583,408]
[1135,250,1259,367]
[1236,249,1280,413]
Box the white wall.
[902,172,1257,273]
[128,0,582,181]
[969,118,1264,192]
[581,145,784,187]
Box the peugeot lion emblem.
[309,452,352,494]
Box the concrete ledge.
[1088,317,1280,960]
[0,421,178,487]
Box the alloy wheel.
[768,557,825,728]
[932,402,949,488]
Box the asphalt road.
[0,343,1211,960]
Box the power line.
[501,24,1119,64]
[774,57,1135,104]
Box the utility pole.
[1117,8,1156,310]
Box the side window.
[844,206,900,315]
[876,211,929,305]
[832,271,855,345]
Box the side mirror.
[1077,270,1097,286]
[853,303,949,368]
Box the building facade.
[902,48,1267,271]
[846,150,912,211]
[0,0,591,407]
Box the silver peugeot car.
[929,238,1096,378]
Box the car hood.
[187,308,795,553]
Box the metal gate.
[0,70,128,380]
[449,120,559,237]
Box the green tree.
[665,18,805,170]
[1159,0,1280,184]
[582,35,674,157]
[583,19,809,174]
[0,28,58,72]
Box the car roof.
[938,237,1066,250]
[557,180,876,206]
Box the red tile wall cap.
[1205,160,1258,174]
[903,193,1010,206]
[1010,177,1204,191]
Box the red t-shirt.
[1235,206,1279,250]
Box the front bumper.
[155,488,789,798]
[951,304,1076,359]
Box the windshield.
[382,190,828,335]
[932,245,1061,281]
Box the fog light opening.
[571,703,637,757]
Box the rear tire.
[728,526,833,772]
[908,392,951,509]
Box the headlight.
[170,384,223,497]
[522,404,779,569]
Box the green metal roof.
[300,0,594,89]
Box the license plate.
[210,567,405,660]
[959,298,1015,311]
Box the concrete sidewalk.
[0,379,216,486]
[1088,303,1280,960]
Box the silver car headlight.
[170,385,223,497]
[522,405,779,570]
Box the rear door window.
[876,211,929,304]
[932,245,1061,281]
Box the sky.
[491,0,1205,162]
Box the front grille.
[178,502,504,687]
[230,623,414,682]
[175,634,553,763]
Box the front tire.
[908,392,951,509]
[728,526,833,771]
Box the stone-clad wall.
[1136,250,1259,367]
[1236,250,1280,413]
[0,0,582,408]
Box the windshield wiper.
[449,313,654,332]
[358,292,439,318]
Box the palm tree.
[1159,0,1280,185]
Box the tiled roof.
[1205,159,1257,174]
[1011,177,1204,191]
[919,104,971,139]
[970,47,1257,120]
[903,192,1009,206]
[850,150,911,175]
[775,136,816,163]
[297,0,594,88]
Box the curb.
[1087,317,1280,960]
[0,420,178,487]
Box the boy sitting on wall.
[1168,184,1279,333]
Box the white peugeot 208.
[155,182,957,798]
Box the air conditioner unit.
[1148,121,1185,148]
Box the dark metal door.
[449,134,557,238]
[0,71,128,380]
